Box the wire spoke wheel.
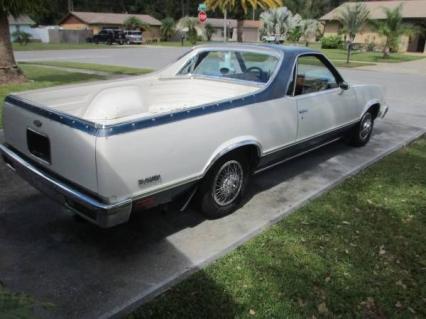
[360,113,373,140]
[212,160,244,207]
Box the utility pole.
[223,9,227,42]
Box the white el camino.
[0,44,388,228]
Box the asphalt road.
[15,47,190,70]
[1,47,424,318]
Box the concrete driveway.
[1,47,424,318]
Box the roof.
[195,18,261,28]
[8,15,35,26]
[60,11,161,26]
[202,18,237,28]
[320,0,426,21]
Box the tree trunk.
[0,11,26,84]
[346,43,351,64]
[346,36,353,64]
[383,38,390,58]
[237,20,243,42]
[223,9,227,42]
[235,7,244,43]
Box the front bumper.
[0,144,132,228]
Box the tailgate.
[2,98,98,194]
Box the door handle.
[298,109,308,114]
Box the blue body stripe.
[6,46,313,137]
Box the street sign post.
[198,3,207,12]
[198,11,207,23]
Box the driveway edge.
[104,128,425,319]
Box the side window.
[195,51,242,77]
[294,55,339,96]
[178,50,279,83]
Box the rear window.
[178,50,280,84]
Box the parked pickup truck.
[92,29,126,45]
[0,44,388,228]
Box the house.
[58,11,162,41]
[197,18,261,42]
[320,0,426,53]
[8,15,35,41]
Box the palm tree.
[204,23,216,41]
[370,4,415,58]
[336,3,370,63]
[299,19,322,46]
[205,0,282,42]
[260,7,301,42]
[0,0,45,84]
[160,17,176,41]
[177,17,201,45]
[123,16,150,31]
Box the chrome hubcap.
[213,160,244,206]
[360,113,373,140]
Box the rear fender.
[202,136,263,176]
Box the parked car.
[262,34,285,43]
[124,30,143,44]
[92,29,126,45]
[0,44,388,228]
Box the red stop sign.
[198,11,207,23]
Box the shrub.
[12,31,31,45]
[320,35,342,49]
[366,42,376,52]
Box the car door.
[290,54,359,142]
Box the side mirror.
[339,81,349,90]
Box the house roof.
[320,0,426,21]
[203,18,237,28]
[60,11,161,26]
[8,15,35,26]
[193,18,260,28]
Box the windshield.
[178,50,280,84]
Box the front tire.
[197,154,250,219]
[347,111,374,147]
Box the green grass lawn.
[0,63,152,127]
[131,137,426,319]
[0,284,53,318]
[322,48,424,64]
[306,42,425,64]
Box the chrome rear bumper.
[0,144,132,228]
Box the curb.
[103,128,425,319]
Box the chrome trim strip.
[254,137,342,174]
[5,95,100,135]
[262,119,359,156]
[203,139,262,175]
[130,174,201,202]
[0,144,131,212]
